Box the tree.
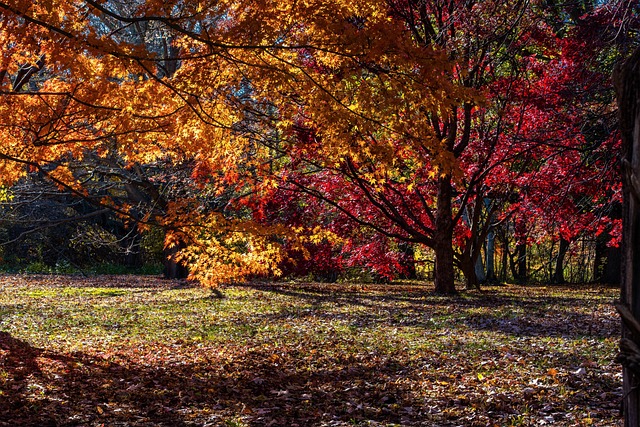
[0,0,470,287]
[615,45,640,427]
[256,0,625,292]
[606,0,640,424]
[0,0,625,293]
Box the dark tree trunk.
[595,226,622,285]
[163,239,188,280]
[552,237,570,284]
[500,234,509,282]
[474,255,485,285]
[433,175,456,294]
[485,227,496,282]
[459,254,480,290]
[596,241,622,285]
[459,203,484,288]
[434,238,456,294]
[614,46,640,427]
[514,243,527,283]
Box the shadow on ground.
[0,330,429,426]
[235,282,618,340]
[0,329,622,427]
[0,281,622,426]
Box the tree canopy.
[0,0,635,291]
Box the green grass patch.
[26,287,128,298]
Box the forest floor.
[0,274,622,426]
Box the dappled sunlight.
[0,275,622,426]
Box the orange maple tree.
[0,0,472,287]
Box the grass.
[0,274,622,426]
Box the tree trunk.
[595,226,622,285]
[474,254,485,285]
[597,242,622,285]
[460,204,484,288]
[552,237,570,284]
[500,234,509,282]
[459,254,480,290]
[515,243,527,283]
[614,45,640,427]
[163,239,188,280]
[433,175,456,294]
[598,201,622,285]
[434,238,456,294]
[485,227,496,282]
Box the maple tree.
[509,3,625,284]
[0,0,628,292]
[250,0,624,291]
[0,0,471,288]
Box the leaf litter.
[0,275,622,426]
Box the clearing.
[0,275,622,426]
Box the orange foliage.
[0,0,471,286]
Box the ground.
[0,274,622,426]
